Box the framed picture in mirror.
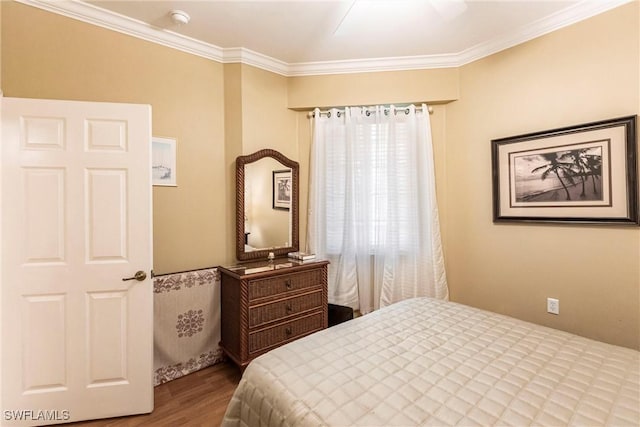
[273,169,292,210]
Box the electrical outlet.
[547,298,559,315]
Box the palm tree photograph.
[513,144,604,203]
[492,115,637,224]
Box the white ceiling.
[22,0,632,75]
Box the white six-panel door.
[1,97,153,425]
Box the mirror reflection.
[244,157,292,251]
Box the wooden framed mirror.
[236,149,299,261]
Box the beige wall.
[2,1,638,348]
[241,65,298,158]
[445,2,639,349]
[1,1,227,274]
[288,68,459,109]
[229,64,299,258]
[223,63,244,263]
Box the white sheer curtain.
[307,104,448,314]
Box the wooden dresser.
[219,258,329,370]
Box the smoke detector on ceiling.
[170,10,190,25]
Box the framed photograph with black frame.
[272,169,292,210]
[491,116,638,225]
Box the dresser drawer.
[248,269,322,300]
[249,290,323,328]
[220,260,329,370]
[248,311,324,354]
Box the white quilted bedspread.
[222,298,639,427]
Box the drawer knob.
[285,279,292,289]
[285,303,292,313]
[285,327,292,336]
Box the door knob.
[122,271,147,282]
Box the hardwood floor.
[66,362,241,427]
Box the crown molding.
[454,0,634,67]
[222,48,289,76]
[286,54,460,77]
[16,0,633,77]
[287,0,633,75]
[16,0,226,62]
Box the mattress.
[222,297,639,426]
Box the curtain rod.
[308,105,433,118]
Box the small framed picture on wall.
[152,137,177,187]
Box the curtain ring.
[365,110,371,117]
[405,108,410,115]
[337,111,341,118]
[327,111,331,118]
[384,109,389,116]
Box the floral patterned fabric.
[153,268,224,385]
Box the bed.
[222,297,639,426]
